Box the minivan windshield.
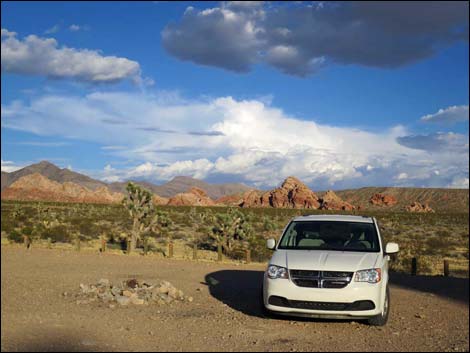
[278,221,380,252]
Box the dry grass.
[1,200,468,277]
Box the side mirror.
[385,242,399,254]
[267,238,276,250]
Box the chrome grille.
[290,269,353,288]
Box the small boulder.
[122,290,133,297]
[126,279,139,289]
[116,296,130,306]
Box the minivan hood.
[270,250,380,272]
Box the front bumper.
[264,275,383,317]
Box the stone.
[123,290,133,297]
[370,193,397,207]
[168,287,179,299]
[130,297,145,305]
[319,190,355,211]
[97,279,110,287]
[167,187,215,206]
[126,279,139,289]
[79,283,89,293]
[405,202,435,213]
[111,287,121,296]
[158,281,171,294]
[240,176,320,209]
[116,296,130,306]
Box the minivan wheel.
[367,286,390,326]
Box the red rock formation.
[369,193,397,207]
[215,193,245,206]
[405,202,435,213]
[239,190,265,207]
[319,190,355,211]
[240,177,320,209]
[152,194,169,206]
[167,187,215,206]
[1,173,124,204]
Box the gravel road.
[1,246,468,352]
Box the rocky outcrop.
[239,190,266,208]
[405,202,435,213]
[152,194,169,206]
[167,187,216,206]
[1,173,124,204]
[369,193,397,207]
[240,177,320,209]
[215,193,246,206]
[319,190,355,211]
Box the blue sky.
[1,1,469,190]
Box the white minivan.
[262,215,399,326]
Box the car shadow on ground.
[389,272,469,304]
[204,270,363,323]
[204,270,265,318]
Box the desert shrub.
[7,230,23,243]
[262,217,277,231]
[172,231,188,240]
[40,225,72,243]
[21,226,34,236]
[425,236,448,251]
[247,235,272,262]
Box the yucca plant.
[209,208,253,257]
[122,182,172,253]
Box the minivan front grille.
[268,296,375,311]
[290,269,353,289]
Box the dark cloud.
[161,5,262,72]
[162,1,468,76]
[136,126,178,133]
[188,130,225,136]
[100,118,129,125]
[396,132,468,152]
[136,126,224,136]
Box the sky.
[1,1,469,190]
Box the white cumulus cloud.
[420,105,469,124]
[1,160,24,173]
[1,28,143,84]
[1,90,468,189]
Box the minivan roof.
[292,214,374,223]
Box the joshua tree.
[122,182,171,253]
[209,208,253,257]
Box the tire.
[367,286,390,326]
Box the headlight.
[355,268,381,283]
[267,265,289,279]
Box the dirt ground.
[1,246,469,352]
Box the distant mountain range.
[107,176,253,199]
[1,161,253,199]
[1,161,106,191]
[1,161,468,212]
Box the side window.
[280,223,297,247]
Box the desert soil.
[1,246,469,352]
